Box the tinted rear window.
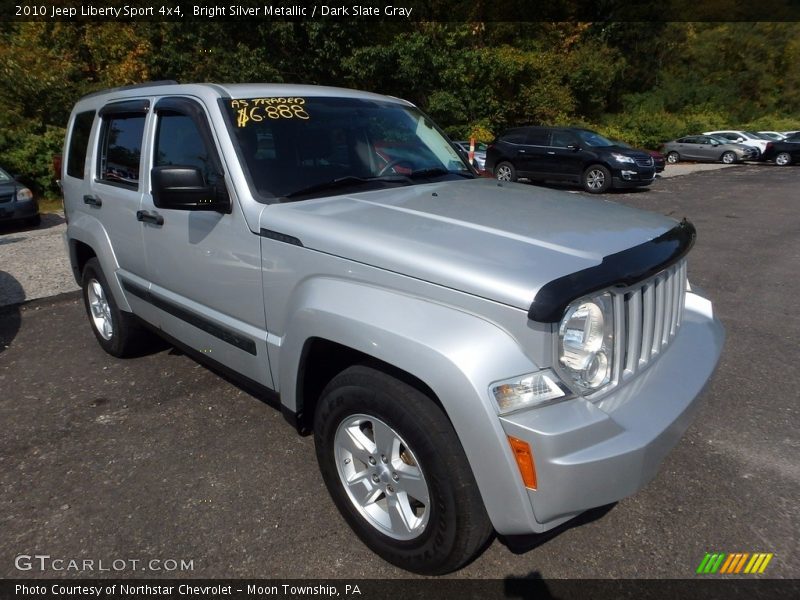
[500,131,527,144]
[526,130,550,145]
[66,111,95,179]
[98,114,146,188]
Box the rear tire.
[775,152,792,166]
[81,257,147,357]
[314,365,493,574]
[494,161,517,182]
[666,152,680,164]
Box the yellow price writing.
[232,98,310,127]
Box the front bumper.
[498,291,724,530]
[612,166,656,188]
[0,197,39,223]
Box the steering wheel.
[377,159,414,177]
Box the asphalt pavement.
[0,164,798,580]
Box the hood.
[259,178,678,311]
[606,145,652,160]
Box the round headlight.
[16,187,33,202]
[558,295,614,392]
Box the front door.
[139,97,273,389]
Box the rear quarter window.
[66,111,96,179]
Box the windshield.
[575,130,614,147]
[224,96,472,201]
[0,168,12,183]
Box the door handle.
[136,210,164,226]
[518,150,526,153]
[547,151,556,155]
[83,195,102,207]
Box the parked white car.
[703,130,772,159]
[757,131,787,142]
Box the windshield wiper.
[283,175,410,199]
[409,167,475,179]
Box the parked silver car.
[62,82,724,574]
[454,140,487,172]
[702,130,772,159]
[663,135,757,164]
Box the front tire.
[314,365,492,574]
[721,151,737,164]
[494,161,517,182]
[775,152,792,166]
[582,164,611,193]
[81,257,147,357]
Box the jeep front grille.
[614,259,687,384]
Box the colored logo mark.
[696,552,773,574]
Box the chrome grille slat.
[640,282,655,365]
[651,276,665,356]
[608,259,687,390]
[662,270,673,346]
[623,289,642,380]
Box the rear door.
[678,136,702,160]
[547,129,583,181]
[519,128,552,178]
[89,100,159,322]
[138,96,273,389]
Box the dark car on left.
[0,167,39,227]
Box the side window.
[154,113,217,185]
[526,130,550,145]
[66,111,95,179]
[500,132,527,144]
[551,131,575,148]
[98,114,146,188]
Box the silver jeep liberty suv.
[62,82,724,574]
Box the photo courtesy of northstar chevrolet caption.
[60,80,724,574]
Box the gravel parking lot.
[0,163,798,581]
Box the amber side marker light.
[508,436,537,490]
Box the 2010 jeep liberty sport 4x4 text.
[62,82,724,574]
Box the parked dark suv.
[486,127,656,193]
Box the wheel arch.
[276,278,543,534]
[67,214,130,311]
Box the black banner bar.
[2,579,800,600]
[3,0,800,22]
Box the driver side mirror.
[151,166,230,213]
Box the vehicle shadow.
[0,271,25,354]
[0,211,65,234]
[498,502,618,555]
[519,179,651,195]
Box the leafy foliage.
[1,21,799,195]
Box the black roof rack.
[79,80,179,101]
